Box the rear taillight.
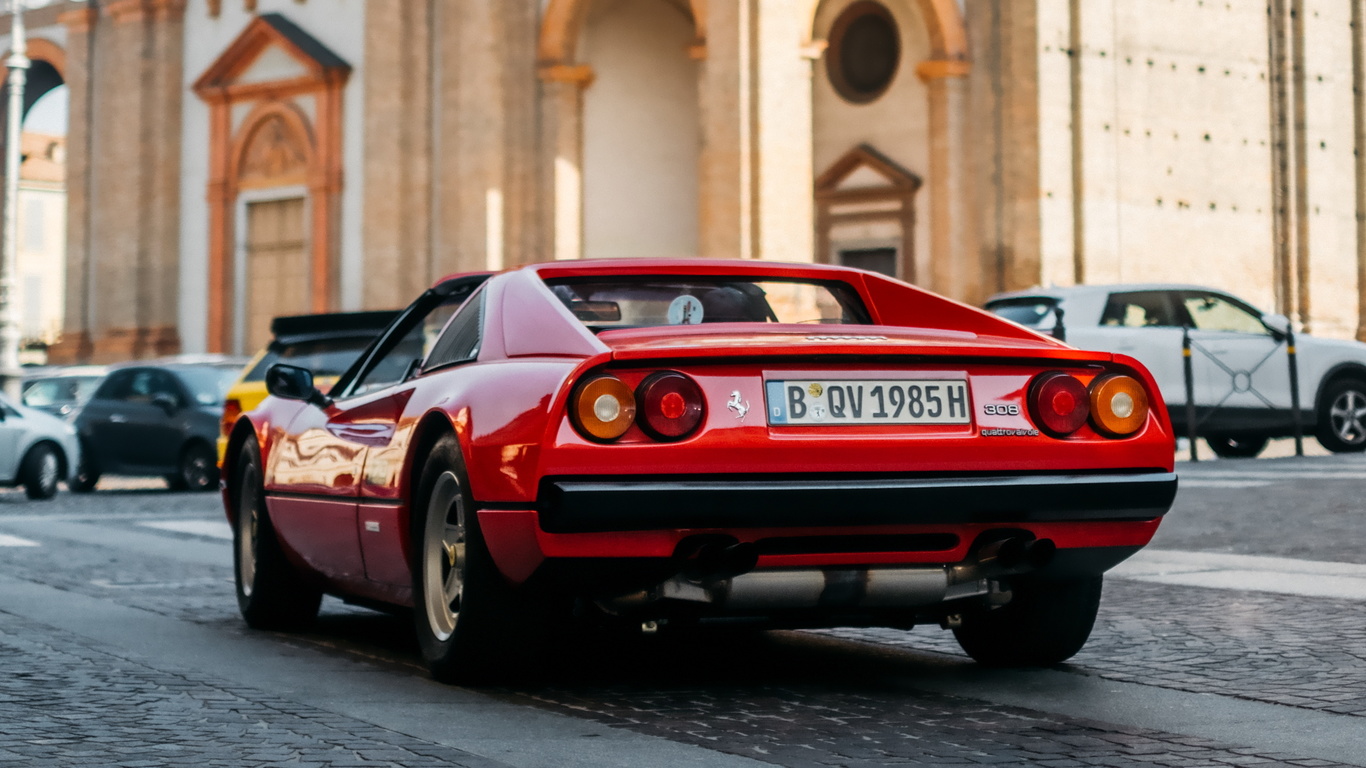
[1028,372,1090,437]
[636,372,705,441]
[571,375,637,441]
[221,398,243,437]
[1088,374,1149,436]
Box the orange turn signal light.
[1088,375,1149,437]
[572,375,637,441]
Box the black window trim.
[330,273,491,401]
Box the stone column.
[50,6,96,363]
[538,69,591,262]
[921,60,974,302]
[698,0,815,262]
[362,0,434,308]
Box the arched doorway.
[232,106,313,353]
[539,0,703,261]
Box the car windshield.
[544,277,871,328]
[242,337,378,383]
[175,366,241,406]
[986,298,1058,329]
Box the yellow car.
[218,311,398,461]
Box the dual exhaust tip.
[672,532,1056,585]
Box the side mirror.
[1262,313,1292,338]
[151,392,180,413]
[265,364,333,409]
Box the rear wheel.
[1205,434,1268,459]
[169,443,218,491]
[1316,378,1366,453]
[20,443,61,500]
[412,434,547,685]
[234,441,321,630]
[953,576,1103,666]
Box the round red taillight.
[636,372,705,441]
[1028,371,1090,437]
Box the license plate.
[765,379,971,426]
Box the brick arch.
[538,0,705,65]
[21,37,67,81]
[803,0,968,66]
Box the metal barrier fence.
[1180,325,1303,461]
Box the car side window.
[423,291,484,372]
[348,293,468,398]
[93,371,134,401]
[1099,291,1179,328]
[115,370,181,405]
[1181,292,1268,335]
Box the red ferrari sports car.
[222,259,1176,683]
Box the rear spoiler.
[269,311,400,343]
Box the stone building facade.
[1,0,1363,361]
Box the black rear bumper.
[537,472,1177,534]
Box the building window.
[826,1,901,105]
[23,197,45,253]
[838,247,898,278]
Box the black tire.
[233,441,322,630]
[412,434,547,685]
[953,576,1103,667]
[170,442,218,492]
[1205,434,1268,459]
[20,443,61,500]
[1315,378,1366,453]
[68,449,99,494]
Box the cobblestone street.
[0,454,1363,767]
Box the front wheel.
[68,450,99,494]
[953,576,1103,666]
[20,443,61,500]
[412,434,546,685]
[234,441,321,630]
[1205,434,1268,459]
[1316,379,1366,453]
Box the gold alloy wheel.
[422,470,466,642]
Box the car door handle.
[109,414,126,423]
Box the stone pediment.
[815,144,922,198]
[193,13,350,98]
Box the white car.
[0,392,82,499]
[985,284,1366,458]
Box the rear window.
[242,337,379,383]
[986,298,1058,329]
[545,277,870,329]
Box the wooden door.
[245,197,308,352]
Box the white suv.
[986,284,1366,458]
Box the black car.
[72,362,242,492]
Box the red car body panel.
[225,259,1176,620]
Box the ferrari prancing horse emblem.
[727,391,750,420]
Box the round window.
[826,1,901,104]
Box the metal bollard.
[1287,329,1304,457]
[1182,326,1199,462]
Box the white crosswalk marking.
[138,520,233,540]
[1112,549,1366,601]
[0,533,39,547]
[1178,479,1273,489]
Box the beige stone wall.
[1027,0,1366,339]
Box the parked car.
[73,362,243,492]
[21,365,108,418]
[985,284,1366,457]
[0,393,81,499]
[222,260,1176,684]
[218,311,400,462]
